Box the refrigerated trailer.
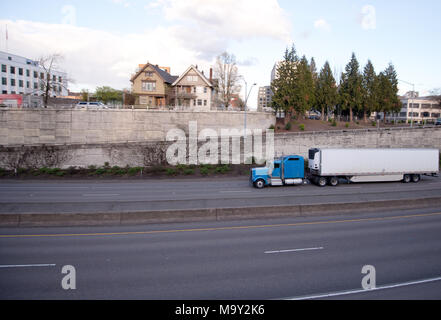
[308,148,439,187]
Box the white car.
[75,102,108,109]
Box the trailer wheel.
[329,177,339,187]
[411,174,421,183]
[403,174,411,183]
[254,179,265,189]
[317,177,327,187]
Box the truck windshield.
[309,149,319,160]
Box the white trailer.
[308,148,439,187]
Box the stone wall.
[0,109,275,146]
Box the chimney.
[209,68,213,82]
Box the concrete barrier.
[1,197,441,228]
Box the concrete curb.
[1,197,441,228]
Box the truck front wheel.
[254,179,265,189]
[403,174,411,183]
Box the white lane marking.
[265,247,324,254]
[82,194,120,197]
[0,264,56,269]
[220,191,252,194]
[287,276,441,300]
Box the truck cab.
[251,156,305,189]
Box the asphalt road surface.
[0,175,440,214]
[1,207,441,300]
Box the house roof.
[131,63,178,84]
[172,65,213,87]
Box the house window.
[1,65,6,73]
[59,76,62,82]
[26,69,30,77]
[145,71,154,77]
[40,73,44,79]
[1,77,6,85]
[10,79,15,86]
[10,66,15,74]
[197,99,202,106]
[187,76,197,82]
[34,82,38,89]
[193,99,196,106]
[142,81,156,92]
[204,100,207,106]
[193,87,197,93]
[19,68,23,76]
[53,75,56,82]
[26,81,30,88]
[204,87,207,94]
[19,80,23,88]
[34,71,38,78]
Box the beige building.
[130,63,178,107]
[171,65,215,110]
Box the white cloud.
[0,19,200,91]
[0,0,291,101]
[156,0,292,43]
[361,5,376,30]
[313,19,331,32]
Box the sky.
[0,0,440,109]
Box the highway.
[1,207,441,300]
[0,175,440,214]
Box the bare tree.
[214,52,241,109]
[37,54,72,108]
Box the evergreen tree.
[295,55,315,118]
[362,60,378,123]
[339,53,363,122]
[271,45,299,121]
[376,63,401,122]
[316,61,337,120]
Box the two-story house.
[130,63,178,107]
[171,65,215,110]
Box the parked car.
[436,118,441,126]
[75,102,108,109]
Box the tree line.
[271,45,401,123]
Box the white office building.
[0,51,68,97]
[257,86,273,111]
[377,94,440,124]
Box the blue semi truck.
[251,148,440,189]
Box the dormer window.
[145,71,154,77]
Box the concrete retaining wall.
[0,109,275,145]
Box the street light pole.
[244,82,257,135]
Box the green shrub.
[269,124,275,130]
[128,167,142,176]
[299,124,305,131]
[55,171,65,177]
[166,168,177,176]
[215,165,231,174]
[88,165,97,170]
[94,168,106,175]
[372,121,377,127]
[200,167,209,175]
[285,122,292,131]
[345,123,350,128]
[183,168,195,175]
[331,120,337,127]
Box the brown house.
[130,63,178,107]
